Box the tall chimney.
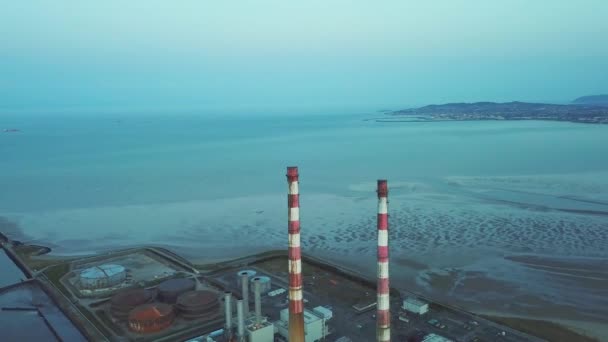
[376,180,390,342]
[224,292,233,336]
[287,166,305,342]
[254,278,262,324]
[241,273,249,317]
[236,299,245,341]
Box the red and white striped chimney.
[377,180,390,342]
[287,166,305,342]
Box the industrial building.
[352,301,376,313]
[267,288,285,297]
[422,333,454,342]
[276,307,331,342]
[403,297,429,315]
[78,264,126,290]
[245,318,274,342]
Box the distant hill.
[390,101,608,124]
[572,95,608,106]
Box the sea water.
[1,112,607,326]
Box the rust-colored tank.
[176,290,221,320]
[158,278,196,304]
[110,288,157,320]
[128,303,175,334]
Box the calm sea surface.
[1,113,607,327]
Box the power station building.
[276,307,331,342]
[422,333,454,342]
[245,318,274,342]
[403,297,429,315]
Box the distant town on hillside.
[386,95,608,124]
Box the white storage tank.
[79,264,126,290]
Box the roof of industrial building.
[246,320,273,331]
[80,264,125,279]
[422,333,454,342]
[280,308,324,324]
[312,306,332,319]
[404,297,428,307]
[303,310,322,323]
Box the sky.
[1,0,608,114]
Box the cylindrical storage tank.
[128,303,175,334]
[110,288,157,320]
[176,290,221,320]
[79,264,126,290]
[158,278,196,304]
[250,276,272,294]
[236,270,257,287]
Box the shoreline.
[4,239,605,341]
[374,117,608,125]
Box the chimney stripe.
[377,179,390,342]
[287,166,305,341]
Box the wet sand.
[3,172,608,340]
[478,311,607,342]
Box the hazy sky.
[2,1,608,113]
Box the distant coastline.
[385,99,608,124]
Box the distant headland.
[572,94,608,106]
[385,96,608,124]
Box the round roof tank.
[176,290,221,320]
[79,264,126,290]
[110,288,157,320]
[250,276,272,293]
[158,278,196,304]
[128,303,175,334]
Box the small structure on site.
[402,297,429,315]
